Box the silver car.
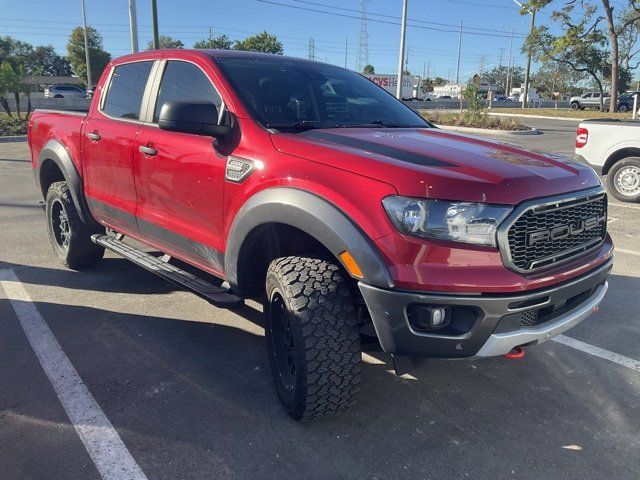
[569,91,611,110]
[44,85,87,99]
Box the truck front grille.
[503,190,607,273]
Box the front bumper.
[358,258,612,359]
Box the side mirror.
[158,101,230,138]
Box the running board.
[91,234,244,309]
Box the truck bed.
[28,109,87,178]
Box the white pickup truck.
[576,119,640,202]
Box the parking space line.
[0,269,148,480]
[609,202,640,211]
[552,335,640,372]
[616,248,640,257]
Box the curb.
[0,135,27,143]
[487,112,584,122]
[435,124,540,136]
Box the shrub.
[0,114,28,136]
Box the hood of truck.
[270,127,601,205]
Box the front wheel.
[265,256,361,420]
[570,102,579,110]
[607,157,640,202]
[619,104,629,112]
[45,181,105,269]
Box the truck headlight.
[382,196,512,247]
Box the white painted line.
[552,334,640,372]
[0,269,147,480]
[608,202,640,211]
[617,248,640,257]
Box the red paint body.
[28,50,613,293]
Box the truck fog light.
[431,307,446,326]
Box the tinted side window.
[153,61,221,122]
[102,61,153,120]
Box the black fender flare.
[225,188,394,292]
[37,139,94,224]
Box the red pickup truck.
[28,49,613,420]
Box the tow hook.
[503,346,525,359]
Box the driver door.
[134,58,227,275]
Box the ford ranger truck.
[28,50,613,420]
[575,118,640,202]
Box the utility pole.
[344,38,348,68]
[455,19,462,84]
[396,0,408,99]
[151,0,160,50]
[357,0,369,72]
[522,8,535,108]
[308,38,315,60]
[128,0,139,53]
[81,0,92,88]
[506,28,513,96]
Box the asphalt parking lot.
[1,123,640,480]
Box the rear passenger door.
[134,59,227,275]
[83,60,155,233]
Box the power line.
[290,0,526,36]
[257,0,528,38]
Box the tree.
[234,31,283,54]
[433,77,448,87]
[482,65,525,94]
[146,35,184,50]
[600,1,640,111]
[422,77,434,92]
[523,2,610,109]
[363,64,375,74]
[532,62,585,98]
[25,46,71,76]
[67,27,111,87]
[0,62,22,116]
[193,34,233,50]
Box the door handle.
[139,145,157,156]
[87,131,101,141]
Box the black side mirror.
[158,101,230,138]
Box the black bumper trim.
[358,258,613,358]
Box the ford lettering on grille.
[501,190,607,272]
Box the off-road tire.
[45,181,105,269]
[606,157,640,203]
[265,256,361,420]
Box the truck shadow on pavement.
[0,258,189,296]
[2,272,639,479]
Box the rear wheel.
[45,181,105,269]
[607,157,640,202]
[265,256,361,420]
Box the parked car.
[569,92,611,110]
[616,91,640,112]
[28,50,613,420]
[44,85,87,99]
[576,118,640,202]
[493,96,511,102]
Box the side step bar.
[91,234,244,309]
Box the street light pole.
[521,7,535,108]
[396,0,408,99]
[128,0,139,53]
[81,0,92,89]
[455,20,462,84]
[151,0,160,50]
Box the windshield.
[214,56,430,130]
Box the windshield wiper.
[335,120,428,128]
[265,120,333,131]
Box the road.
[1,128,639,480]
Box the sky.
[0,0,614,82]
